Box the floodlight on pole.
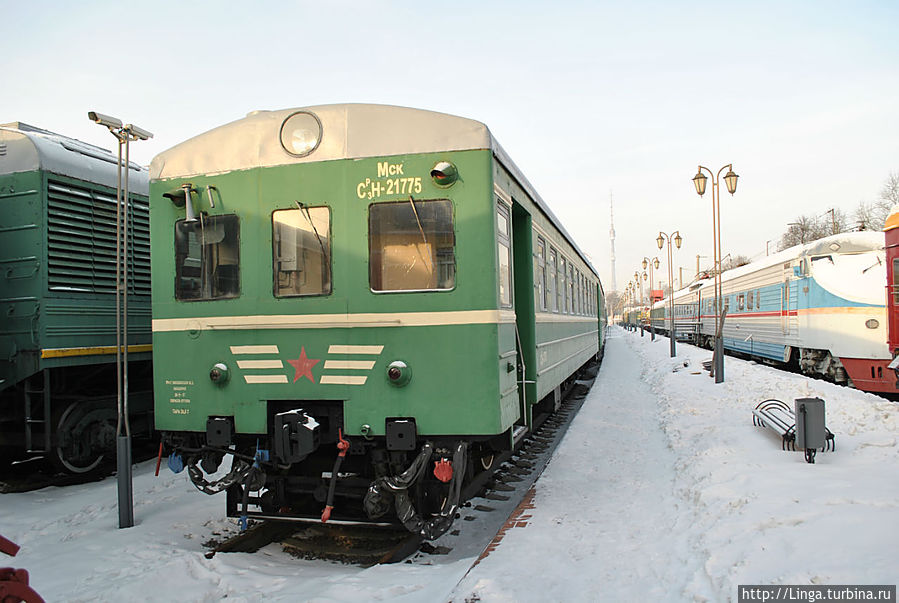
[88,111,153,530]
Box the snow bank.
[627,329,898,595]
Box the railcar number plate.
[356,161,422,200]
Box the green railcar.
[0,123,153,473]
[151,105,604,536]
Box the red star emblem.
[287,347,320,383]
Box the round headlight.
[430,161,458,187]
[866,319,879,329]
[386,360,412,387]
[279,111,322,157]
[209,362,230,385]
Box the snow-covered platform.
[1,326,896,601]
[454,327,898,601]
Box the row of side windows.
[533,234,597,317]
[174,200,456,301]
[700,289,763,314]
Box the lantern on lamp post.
[642,256,660,341]
[657,231,683,357]
[692,164,739,382]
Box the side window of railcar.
[576,270,582,315]
[272,206,331,297]
[174,215,240,301]
[748,291,753,310]
[369,199,455,291]
[496,202,513,307]
[893,259,899,304]
[548,247,557,312]
[535,236,547,311]
[559,258,568,313]
[568,264,575,314]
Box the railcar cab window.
[273,206,331,297]
[369,199,455,291]
[175,215,240,301]
[496,202,512,307]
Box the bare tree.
[854,201,881,231]
[722,254,750,270]
[881,171,899,206]
[606,290,623,316]
[854,171,899,230]
[779,214,826,250]
[822,207,850,234]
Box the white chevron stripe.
[319,375,368,385]
[230,345,279,354]
[323,360,376,370]
[237,360,284,369]
[327,345,384,355]
[244,375,289,384]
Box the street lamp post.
[624,284,630,329]
[628,280,637,332]
[88,111,153,529]
[634,271,645,336]
[657,231,682,357]
[692,164,739,383]
[642,256,660,340]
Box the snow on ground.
[453,328,898,601]
[2,327,897,602]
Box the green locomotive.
[0,123,153,473]
[151,105,605,536]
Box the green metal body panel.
[0,170,42,389]
[0,169,150,392]
[152,150,513,436]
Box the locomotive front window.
[273,206,331,297]
[175,214,240,301]
[369,199,455,292]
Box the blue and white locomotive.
[651,231,892,393]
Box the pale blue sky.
[5,0,898,292]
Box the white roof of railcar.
[0,122,147,192]
[150,104,597,277]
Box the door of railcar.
[497,191,541,430]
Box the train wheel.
[49,402,113,475]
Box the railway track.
[201,367,597,566]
